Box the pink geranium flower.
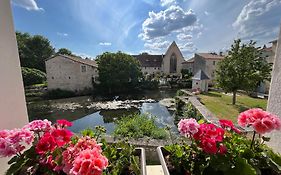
[23,119,52,132]
[238,109,281,134]
[51,129,73,147]
[219,119,241,134]
[178,118,200,137]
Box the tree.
[21,67,46,86]
[57,48,72,55]
[216,39,272,105]
[16,32,55,72]
[97,52,142,94]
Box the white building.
[45,54,98,92]
[133,41,185,75]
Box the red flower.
[36,133,56,154]
[219,119,241,134]
[51,129,73,147]
[218,144,227,155]
[57,120,72,127]
[201,138,217,154]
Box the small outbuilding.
[192,69,209,92]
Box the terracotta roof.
[47,54,98,67]
[182,57,194,64]
[269,39,278,43]
[261,46,272,52]
[133,54,163,67]
[192,70,209,80]
[196,53,224,60]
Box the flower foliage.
[1,120,110,175]
[165,108,281,175]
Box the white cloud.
[204,11,209,16]
[57,32,68,37]
[233,0,281,39]
[144,40,170,50]
[99,42,112,46]
[177,33,192,41]
[12,0,43,11]
[139,5,197,40]
[160,0,177,6]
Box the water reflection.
[68,102,176,134]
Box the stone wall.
[46,55,98,92]
[267,24,281,153]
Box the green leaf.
[225,158,257,175]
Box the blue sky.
[11,0,281,59]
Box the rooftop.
[192,69,210,80]
[196,53,224,60]
[48,54,98,67]
[133,54,163,67]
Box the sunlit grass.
[198,91,267,122]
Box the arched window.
[170,53,177,73]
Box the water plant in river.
[113,113,168,139]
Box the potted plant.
[0,119,147,175]
[157,108,281,175]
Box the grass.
[198,91,267,122]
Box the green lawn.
[198,91,267,122]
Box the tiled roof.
[48,54,98,67]
[261,46,272,52]
[196,53,224,60]
[182,57,194,64]
[133,54,163,67]
[192,70,210,80]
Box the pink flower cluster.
[0,129,34,157]
[23,119,52,132]
[178,118,200,137]
[238,108,281,134]
[62,137,108,175]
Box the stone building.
[182,57,194,74]
[45,54,98,92]
[257,40,278,94]
[133,41,185,75]
[192,53,224,84]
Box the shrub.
[44,88,76,99]
[140,79,159,90]
[21,67,46,86]
[113,114,168,139]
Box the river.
[27,89,178,134]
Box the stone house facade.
[193,53,224,84]
[182,57,194,73]
[133,41,185,75]
[45,54,98,92]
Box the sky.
[11,0,281,59]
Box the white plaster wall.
[46,56,98,92]
[162,43,185,74]
[141,67,161,74]
[0,0,29,173]
[267,25,281,153]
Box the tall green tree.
[216,39,272,105]
[57,48,72,55]
[16,32,55,72]
[97,52,142,94]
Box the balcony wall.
[0,0,29,173]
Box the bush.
[113,114,168,139]
[44,88,76,99]
[21,67,46,86]
[140,80,159,90]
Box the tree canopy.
[16,32,55,72]
[216,39,272,105]
[97,52,142,94]
[57,48,72,56]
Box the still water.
[27,89,178,134]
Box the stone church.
[133,41,185,75]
